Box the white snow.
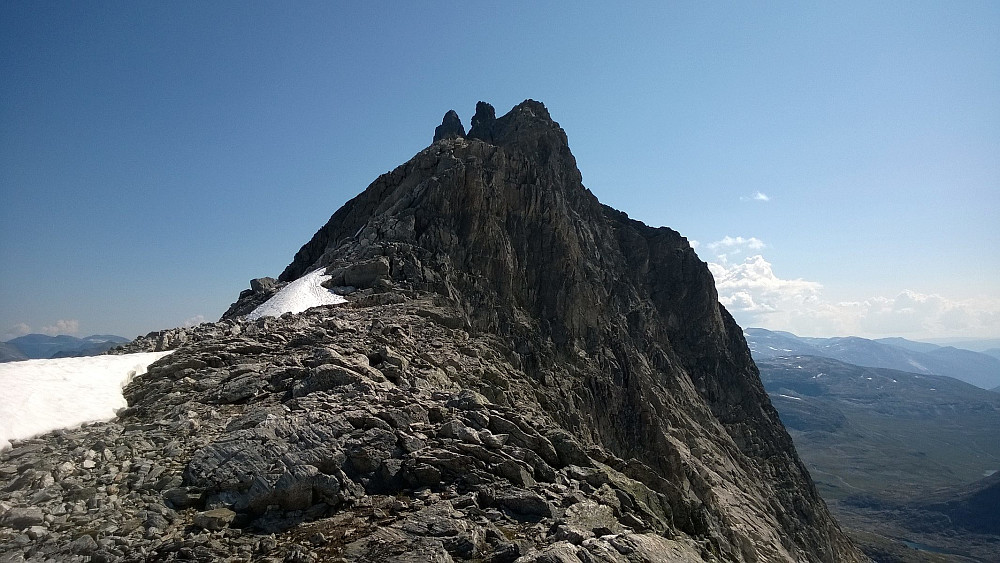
[777,394,803,401]
[247,269,346,321]
[0,351,172,450]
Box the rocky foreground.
[3,298,732,562]
[1,100,866,562]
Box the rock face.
[0,100,865,562]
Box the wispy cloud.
[183,315,207,328]
[740,191,770,202]
[40,319,80,336]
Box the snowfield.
[247,269,346,320]
[0,351,172,450]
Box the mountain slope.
[0,342,27,363]
[0,101,863,562]
[872,337,941,354]
[757,354,1000,561]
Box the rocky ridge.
[1,101,865,562]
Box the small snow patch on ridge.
[247,269,346,320]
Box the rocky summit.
[0,101,865,562]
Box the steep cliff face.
[253,100,861,561]
[0,100,864,563]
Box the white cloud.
[706,236,766,260]
[2,323,32,341]
[711,255,822,311]
[39,320,79,336]
[708,255,1000,338]
[183,315,207,328]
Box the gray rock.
[163,487,203,509]
[193,508,236,531]
[489,488,553,518]
[68,534,98,555]
[343,256,390,288]
[0,507,44,530]
[250,277,279,292]
[564,500,619,535]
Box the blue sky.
[2,2,997,340]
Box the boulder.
[193,508,236,531]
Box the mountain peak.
[432,109,465,143]
[217,100,865,561]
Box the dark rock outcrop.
[1,101,865,562]
[221,277,286,320]
[432,110,466,143]
[468,101,497,142]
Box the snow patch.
[777,394,802,401]
[247,269,346,321]
[0,351,173,450]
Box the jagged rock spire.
[432,109,465,142]
[468,101,496,142]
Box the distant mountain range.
[0,334,130,362]
[745,328,1000,390]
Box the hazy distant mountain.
[0,342,28,363]
[872,336,941,354]
[746,328,1000,389]
[743,328,825,357]
[922,337,1000,352]
[2,334,130,361]
[983,348,1000,361]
